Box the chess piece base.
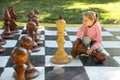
[35,39,43,45]
[25,68,39,79]
[30,46,40,52]
[51,56,71,64]
[0,40,6,45]
[12,30,19,33]
[0,47,5,53]
[2,32,14,39]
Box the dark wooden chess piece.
[7,6,19,33]
[27,11,34,22]
[0,45,5,53]
[33,9,40,15]
[0,35,6,53]
[0,34,6,45]
[26,22,40,52]
[19,36,39,79]
[2,8,14,39]
[28,12,38,22]
[31,18,40,26]
[11,47,28,80]
[31,18,43,45]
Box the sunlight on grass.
[0,0,120,24]
[39,13,51,21]
[64,2,120,23]
[0,21,120,29]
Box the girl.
[71,11,106,63]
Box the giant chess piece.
[50,15,71,64]
[0,44,5,53]
[0,35,6,53]
[33,9,40,15]
[26,22,40,52]
[2,8,14,39]
[19,36,39,79]
[11,47,28,80]
[71,38,107,63]
[7,6,19,33]
[31,18,43,45]
[0,34,6,45]
[27,11,34,22]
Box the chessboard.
[0,26,120,80]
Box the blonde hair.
[83,11,99,22]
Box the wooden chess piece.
[0,34,6,53]
[26,22,40,52]
[31,18,43,45]
[0,44,5,53]
[19,36,39,79]
[7,6,19,33]
[50,15,71,64]
[27,11,34,22]
[0,34,6,45]
[33,9,40,15]
[31,18,40,27]
[2,8,14,39]
[34,29,43,45]
[11,47,28,80]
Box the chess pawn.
[26,22,41,52]
[19,36,39,79]
[34,30,43,45]
[33,9,40,15]
[31,18,40,27]
[51,15,71,64]
[0,34,6,45]
[31,18,43,45]
[2,8,14,39]
[11,47,28,80]
[7,6,19,33]
[27,11,34,22]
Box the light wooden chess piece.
[11,47,28,80]
[19,36,39,79]
[50,15,71,64]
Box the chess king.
[50,15,71,64]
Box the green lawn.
[0,0,120,24]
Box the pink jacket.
[77,22,102,49]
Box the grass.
[0,0,120,24]
[0,21,120,29]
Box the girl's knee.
[82,36,91,45]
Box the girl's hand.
[82,20,87,31]
[86,48,94,55]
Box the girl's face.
[83,15,94,27]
